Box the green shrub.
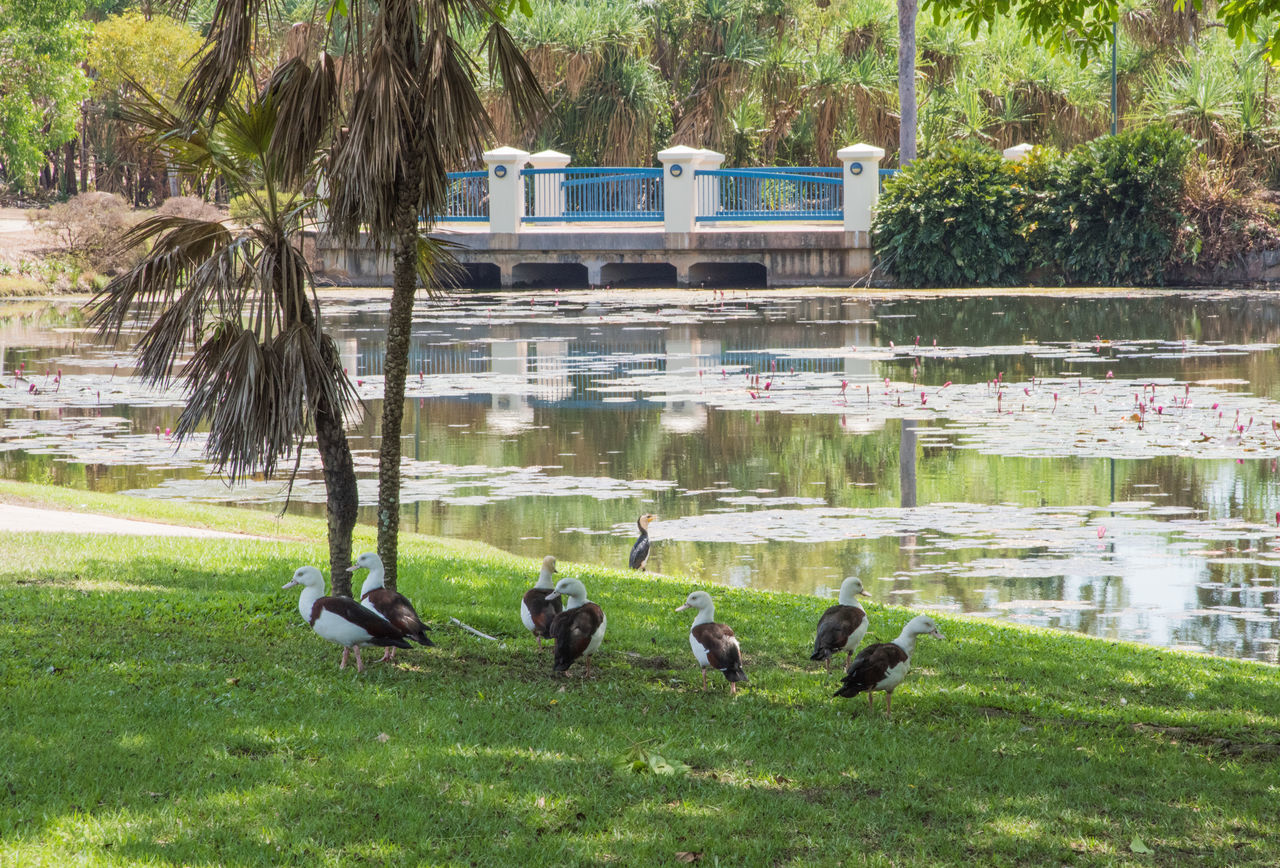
[1026,125,1193,285]
[872,143,1026,287]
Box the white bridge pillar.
[658,145,705,233]
[838,143,885,234]
[483,146,531,233]
[528,149,571,220]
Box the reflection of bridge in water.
[340,301,877,431]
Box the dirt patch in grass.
[1131,722,1280,759]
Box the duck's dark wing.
[692,622,748,682]
[811,605,864,661]
[629,534,650,570]
[834,642,906,697]
[550,603,604,672]
[522,588,562,637]
[363,588,433,646]
[313,596,413,648]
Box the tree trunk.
[64,141,77,196]
[897,0,918,165]
[79,110,88,192]
[376,182,421,592]
[315,400,359,596]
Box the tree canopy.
[0,0,89,189]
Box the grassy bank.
[0,482,1277,866]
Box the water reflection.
[1,291,1279,662]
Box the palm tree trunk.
[315,401,359,596]
[289,268,360,596]
[376,181,421,592]
[897,0,918,165]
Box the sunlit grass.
[1,481,1277,865]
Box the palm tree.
[181,0,543,589]
[86,89,362,594]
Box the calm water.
[4,290,1280,662]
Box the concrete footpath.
[0,502,262,539]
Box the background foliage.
[8,0,1280,195]
[874,126,1197,285]
[872,142,1026,286]
[1026,124,1194,284]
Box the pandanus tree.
[86,90,362,595]
[180,0,542,590]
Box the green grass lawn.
[0,481,1277,866]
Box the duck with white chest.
[282,566,412,673]
[349,551,434,662]
[675,590,747,694]
[811,576,871,672]
[545,578,606,677]
[834,614,944,717]
[520,555,563,649]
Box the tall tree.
[898,0,918,163]
[0,0,89,190]
[87,90,361,593]
[180,0,542,589]
[87,12,205,201]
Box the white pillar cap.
[837,143,886,161]
[528,149,571,167]
[658,145,705,163]
[483,146,532,164]
[1002,143,1035,161]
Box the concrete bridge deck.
[311,222,873,289]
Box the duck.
[521,555,563,649]
[545,577,606,677]
[282,566,412,673]
[834,615,945,717]
[811,576,871,672]
[349,551,434,662]
[629,513,658,571]
[675,590,748,694]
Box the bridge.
[309,143,896,289]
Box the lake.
[3,289,1280,662]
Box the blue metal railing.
[441,171,488,222]
[521,167,663,222]
[694,168,843,221]
[736,166,842,177]
[879,167,898,193]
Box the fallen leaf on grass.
[1131,836,1153,854]
[675,852,702,863]
[375,732,389,743]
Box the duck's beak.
[545,590,561,601]
[346,565,358,573]
[675,603,691,612]
[933,628,947,640]
[281,579,301,589]
[859,590,871,597]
